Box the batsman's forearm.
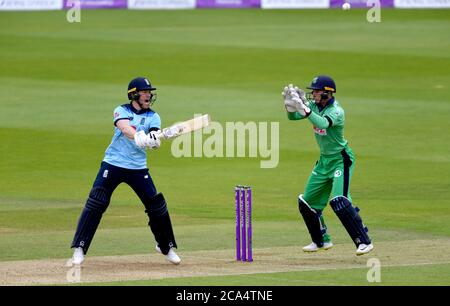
[119,126,136,140]
[125,127,138,140]
[116,121,137,140]
[287,111,304,120]
[307,111,330,129]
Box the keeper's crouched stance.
[70,77,180,265]
[283,76,373,255]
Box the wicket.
[235,185,252,262]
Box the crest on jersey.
[140,118,146,125]
[334,170,342,177]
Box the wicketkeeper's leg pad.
[298,195,326,247]
[144,193,177,255]
[330,196,371,247]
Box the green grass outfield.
[0,9,449,286]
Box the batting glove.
[134,130,148,149]
[147,131,161,150]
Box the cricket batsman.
[70,77,181,265]
[282,75,374,255]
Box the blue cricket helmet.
[307,75,336,93]
[127,77,156,100]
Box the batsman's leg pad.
[330,196,371,247]
[144,193,177,255]
[298,195,326,247]
[71,187,111,254]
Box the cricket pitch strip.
[1,239,449,285]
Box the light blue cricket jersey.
[103,103,161,170]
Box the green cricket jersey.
[287,98,348,155]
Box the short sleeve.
[325,106,345,127]
[149,113,161,131]
[113,106,130,125]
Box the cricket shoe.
[71,247,85,265]
[155,245,181,265]
[302,242,334,252]
[356,243,374,256]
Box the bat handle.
[154,130,165,140]
[156,126,182,140]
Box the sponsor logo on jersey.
[334,170,342,177]
[313,126,327,135]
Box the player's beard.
[138,99,151,109]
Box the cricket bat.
[155,114,211,140]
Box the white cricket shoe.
[72,247,85,265]
[356,243,374,255]
[302,242,334,252]
[155,245,181,265]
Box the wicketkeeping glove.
[288,85,311,117]
[294,86,307,103]
[282,84,298,112]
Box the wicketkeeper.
[70,77,181,265]
[282,75,374,255]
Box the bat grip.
[154,130,164,140]
[156,125,182,140]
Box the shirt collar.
[129,102,149,115]
[318,97,335,112]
